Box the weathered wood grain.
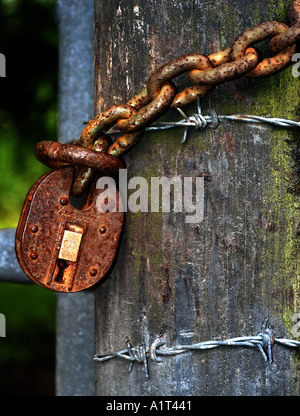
[94,0,299,395]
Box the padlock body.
[15,167,123,292]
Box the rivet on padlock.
[15,142,124,293]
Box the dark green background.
[0,0,58,395]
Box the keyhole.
[54,259,68,283]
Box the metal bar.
[55,0,95,396]
[0,229,31,284]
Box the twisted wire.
[146,114,300,131]
[107,106,300,144]
[94,322,300,378]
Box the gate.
[0,0,299,396]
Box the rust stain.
[161,249,172,306]
[228,81,248,103]
[225,131,239,155]
[217,132,240,155]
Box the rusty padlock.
[15,141,124,293]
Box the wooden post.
[94,0,299,395]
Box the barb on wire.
[150,95,300,143]
[147,113,300,136]
[94,320,300,378]
[107,95,300,144]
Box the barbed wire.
[94,320,300,378]
[93,101,300,379]
[106,95,300,144]
[149,112,300,144]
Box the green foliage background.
[0,0,58,395]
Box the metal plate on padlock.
[15,166,124,292]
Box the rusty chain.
[35,0,300,197]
